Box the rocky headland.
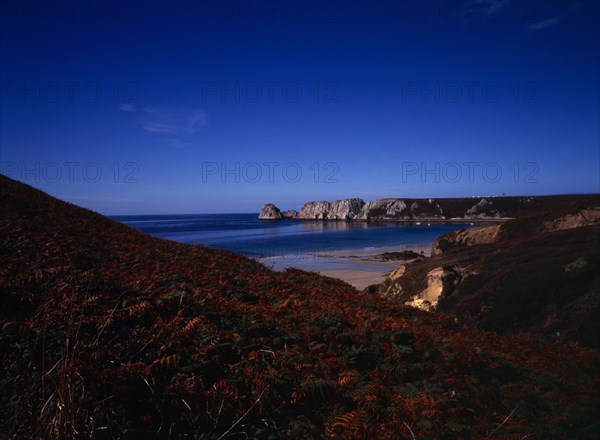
[375,198,600,348]
[259,194,598,222]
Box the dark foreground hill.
[1,175,599,439]
[377,201,600,348]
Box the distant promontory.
[259,195,599,222]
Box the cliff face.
[262,198,453,221]
[297,200,330,219]
[259,194,600,222]
[464,198,502,219]
[298,198,365,220]
[543,208,600,232]
[356,198,446,221]
[431,224,502,255]
[432,206,600,255]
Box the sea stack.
[258,203,283,220]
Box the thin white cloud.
[119,103,135,112]
[529,17,561,31]
[139,108,208,135]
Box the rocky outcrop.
[369,250,425,262]
[258,204,300,220]
[330,198,365,219]
[297,201,331,220]
[464,198,502,219]
[433,206,600,255]
[283,209,299,219]
[432,224,502,255]
[405,267,462,311]
[353,198,445,221]
[543,208,600,232]
[379,266,406,299]
[298,198,365,220]
[287,197,446,221]
[374,202,600,348]
[258,195,600,223]
[386,200,407,216]
[258,203,283,220]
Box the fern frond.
[150,354,179,370]
[331,410,366,431]
[122,300,151,317]
[338,370,359,388]
[177,316,203,337]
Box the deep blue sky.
[1,0,599,214]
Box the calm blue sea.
[111,214,471,259]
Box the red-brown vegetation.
[1,175,599,439]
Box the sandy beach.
[258,244,431,290]
[316,266,396,290]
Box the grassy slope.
[378,205,600,348]
[1,175,599,439]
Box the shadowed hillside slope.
[1,175,599,439]
[378,203,600,348]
